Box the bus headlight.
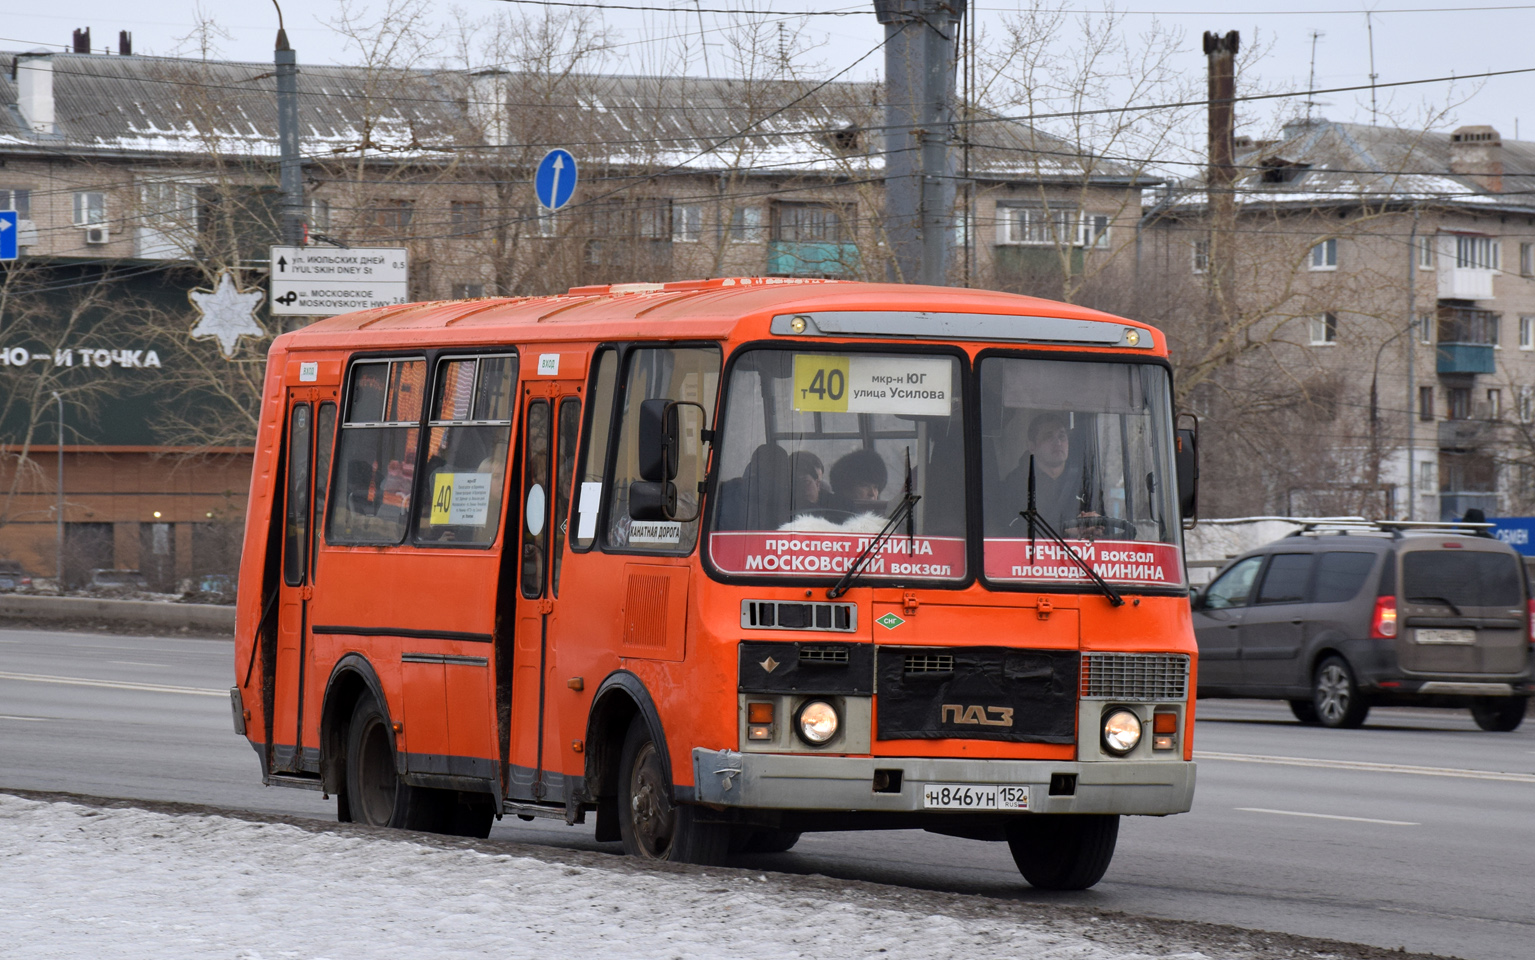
[795,700,839,745]
[1101,708,1142,755]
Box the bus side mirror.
[1176,415,1199,526]
[637,399,679,483]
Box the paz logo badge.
[876,613,905,630]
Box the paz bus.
[232,277,1199,889]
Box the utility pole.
[874,0,965,287]
[274,3,304,247]
[1204,31,1240,317]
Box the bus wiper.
[1020,455,1125,607]
[827,455,920,600]
[1408,595,1463,617]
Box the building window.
[1419,385,1434,421]
[0,188,30,218]
[1418,312,1435,344]
[1309,238,1338,271]
[1439,306,1500,345]
[1080,213,1111,249]
[309,198,330,234]
[729,207,763,242]
[1521,316,1534,350]
[773,202,847,243]
[1454,235,1499,270]
[1487,388,1502,420]
[1418,235,1435,270]
[1448,386,1471,421]
[450,283,485,299]
[1309,312,1338,345]
[1419,460,1436,491]
[1519,386,1534,423]
[636,200,671,240]
[1192,239,1210,274]
[672,203,703,243]
[450,201,484,237]
[73,191,107,226]
[370,200,414,233]
[1521,242,1534,277]
[996,204,1077,246]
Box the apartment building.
[0,42,1151,581]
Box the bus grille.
[741,600,857,632]
[903,653,954,675]
[1079,653,1189,702]
[799,645,850,664]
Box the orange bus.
[232,277,1199,889]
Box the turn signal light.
[1370,596,1398,639]
[747,702,775,724]
[1152,711,1177,734]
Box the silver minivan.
[1191,521,1532,730]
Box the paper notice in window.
[791,355,951,416]
[577,482,603,540]
[429,472,492,526]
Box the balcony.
[1436,342,1496,374]
[766,241,859,278]
[1438,267,1495,301]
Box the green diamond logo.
[876,612,905,630]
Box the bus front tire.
[617,718,729,865]
[1470,696,1527,732]
[1005,814,1119,890]
[343,695,438,831]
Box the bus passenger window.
[312,402,336,576]
[552,397,580,594]
[328,358,426,544]
[521,400,552,598]
[414,354,517,546]
[283,404,312,586]
[573,349,617,550]
[605,346,720,553]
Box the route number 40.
[792,354,851,412]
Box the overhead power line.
[489,0,865,15]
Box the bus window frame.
[972,347,1185,600]
[594,340,723,559]
[323,347,518,551]
[569,345,619,555]
[699,339,979,591]
[408,350,519,551]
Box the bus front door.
[508,355,585,803]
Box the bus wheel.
[1005,814,1119,890]
[1470,696,1527,732]
[734,829,802,854]
[617,718,729,865]
[344,695,436,831]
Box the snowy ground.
[0,793,1445,960]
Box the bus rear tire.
[617,718,729,866]
[344,695,438,831]
[732,828,802,854]
[1005,814,1119,890]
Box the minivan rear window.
[1312,552,1375,603]
[1402,550,1522,608]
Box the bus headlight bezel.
[795,699,840,746]
[1101,708,1143,756]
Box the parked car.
[87,568,150,594]
[1191,520,1533,731]
[0,560,31,592]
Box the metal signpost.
[535,149,578,211]
[0,211,17,261]
[268,246,409,317]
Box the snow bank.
[0,795,1207,960]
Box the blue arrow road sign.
[534,149,577,211]
[0,211,17,261]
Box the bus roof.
[272,277,1164,355]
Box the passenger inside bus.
[826,448,887,515]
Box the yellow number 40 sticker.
[793,354,850,412]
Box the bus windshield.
[708,348,967,581]
[980,357,1183,588]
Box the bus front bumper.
[689,749,1195,816]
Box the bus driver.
[1003,412,1100,537]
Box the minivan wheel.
[1289,699,1320,724]
[1470,696,1527,732]
[1313,657,1369,728]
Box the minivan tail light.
[1370,596,1398,639]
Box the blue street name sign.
[0,211,17,261]
[534,149,577,211]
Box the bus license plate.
[1416,628,1475,645]
[922,783,1030,811]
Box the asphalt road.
[3,625,1533,960]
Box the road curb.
[0,594,235,634]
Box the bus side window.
[604,346,720,553]
[283,404,312,586]
[572,348,617,551]
[414,354,516,546]
[552,397,581,595]
[328,358,426,545]
[312,401,336,577]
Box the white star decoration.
[188,272,266,359]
